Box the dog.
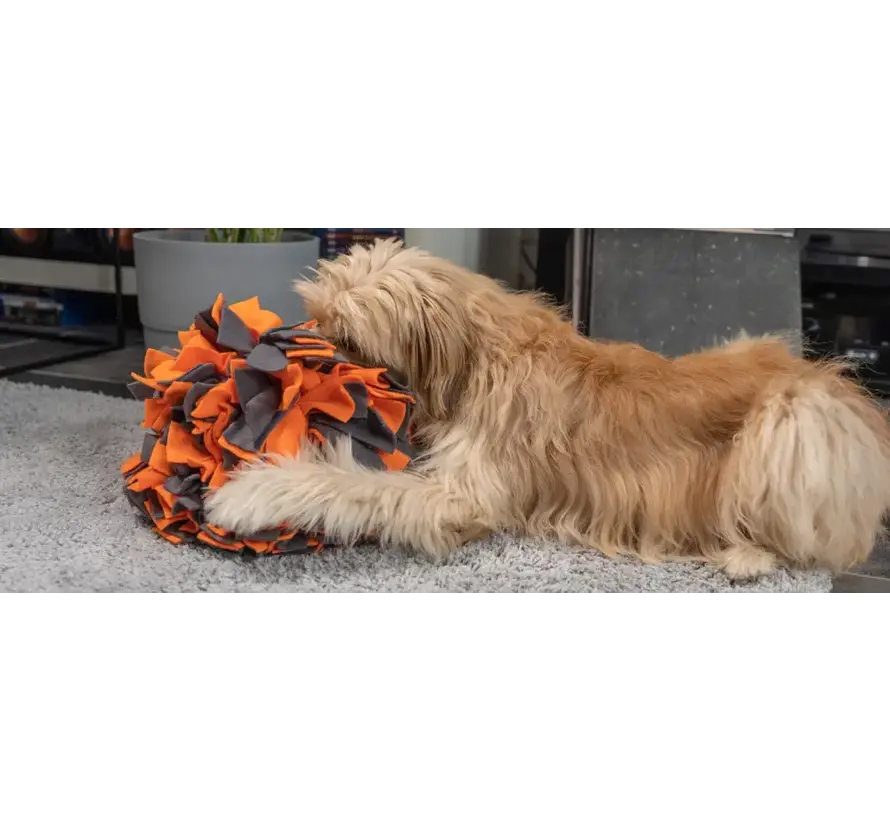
[206,238,890,579]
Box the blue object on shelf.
[55,289,117,327]
[315,229,404,259]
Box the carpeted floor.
[0,381,832,592]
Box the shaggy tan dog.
[206,239,890,579]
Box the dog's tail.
[719,362,890,572]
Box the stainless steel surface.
[570,228,585,329]
[804,249,890,269]
[604,222,890,237]
[797,222,890,233]
[832,572,890,593]
[656,222,795,236]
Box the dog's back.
[545,332,890,576]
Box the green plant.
[205,229,285,243]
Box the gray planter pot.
[133,229,320,350]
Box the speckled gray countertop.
[588,228,801,357]
[655,222,795,237]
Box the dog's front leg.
[204,441,486,559]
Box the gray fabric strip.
[246,343,289,372]
[125,490,152,521]
[242,528,284,542]
[367,406,398,442]
[244,388,280,440]
[274,342,335,352]
[177,362,220,384]
[312,415,396,454]
[347,437,387,470]
[255,409,286,450]
[263,327,326,342]
[164,473,202,496]
[141,431,159,464]
[198,524,240,546]
[194,312,218,343]
[128,381,156,400]
[343,382,368,419]
[183,382,215,421]
[223,416,258,452]
[380,370,410,392]
[222,448,240,470]
[276,534,315,553]
[343,381,369,419]
[172,496,202,513]
[216,306,256,353]
[163,474,184,495]
[234,367,273,409]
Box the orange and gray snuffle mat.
[121,294,416,555]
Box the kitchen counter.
[655,222,795,237]
[574,228,802,356]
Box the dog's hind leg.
[205,439,487,559]
[717,371,890,574]
[715,541,779,580]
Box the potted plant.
[133,228,320,350]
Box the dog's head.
[295,239,484,418]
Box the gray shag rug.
[0,381,831,593]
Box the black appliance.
[801,229,890,395]
[0,228,135,267]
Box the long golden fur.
[206,239,890,579]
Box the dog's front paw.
[408,526,465,562]
[204,466,291,535]
[398,509,490,562]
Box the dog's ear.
[408,289,475,420]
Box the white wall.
[404,228,539,290]
[403,229,482,270]
[481,228,538,289]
